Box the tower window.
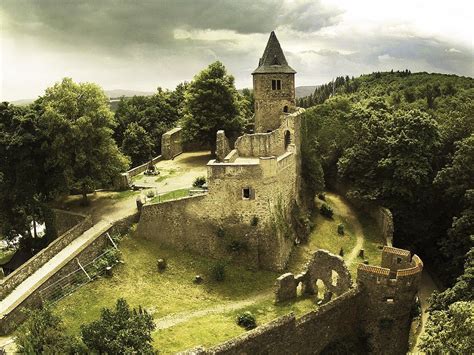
[272,79,281,90]
[283,105,288,113]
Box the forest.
[299,71,473,351]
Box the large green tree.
[182,61,244,151]
[81,298,156,354]
[0,103,58,248]
[121,122,154,166]
[39,78,129,204]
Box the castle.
[139,32,423,354]
[138,31,303,271]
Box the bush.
[320,203,334,218]
[250,216,259,226]
[146,190,155,198]
[210,262,226,282]
[193,176,206,188]
[337,223,345,235]
[236,311,257,330]
[216,226,225,238]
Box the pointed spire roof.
[252,31,296,74]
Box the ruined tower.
[357,246,423,354]
[253,31,296,133]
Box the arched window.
[283,105,288,113]
[284,130,291,149]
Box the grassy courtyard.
[52,192,383,353]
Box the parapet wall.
[0,211,92,301]
[162,127,183,160]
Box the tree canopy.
[81,298,156,354]
[39,78,129,203]
[182,61,244,151]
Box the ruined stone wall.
[162,127,183,160]
[369,206,394,246]
[184,288,362,355]
[0,212,92,301]
[253,73,295,132]
[235,114,299,158]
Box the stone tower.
[252,31,296,133]
[357,246,423,354]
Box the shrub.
[193,176,206,188]
[250,216,259,226]
[320,204,334,218]
[146,190,155,198]
[216,226,225,238]
[337,223,345,235]
[210,262,226,282]
[236,311,257,330]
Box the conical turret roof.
[252,31,296,74]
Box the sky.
[1,0,473,101]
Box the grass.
[149,188,192,204]
[154,297,316,353]
[53,234,282,340]
[109,190,139,200]
[287,193,358,274]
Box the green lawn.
[148,188,193,204]
[109,189,139,200]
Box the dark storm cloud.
[0,0,341,52]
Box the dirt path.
[325,194,364,265]
[413,269,439,352]
[154,292,272,330]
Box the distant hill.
[8,89,155,106]
[295,86,317,98]
[9,86,315,107]
[105,89,155,99]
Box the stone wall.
[275,250,352,303]
[183,287,362,355]
[0,211,92,301]
[137,152,298,270]
[0,214,138,335]
[162,127,183,160]
[369,206,394,246]
[114,155,163,190]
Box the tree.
[182,61,244,151]
[81,298,156,354]
[114,89,180,162]
[0,103,58,248]
[420,301,474,353]
[338,109,440,208]
[16,306,83,354]
[39,78,129,204]
[121,122,154,166]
